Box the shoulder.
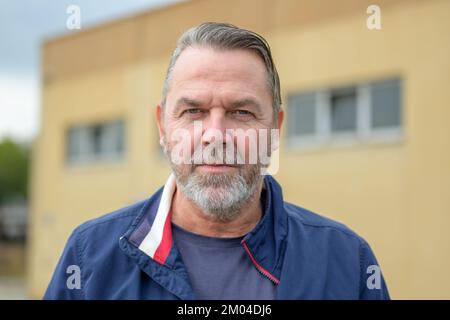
[281,201,389,299]
[44,199,149,299]
[283,201,368,247]
[71,199,147,246]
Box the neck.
[171,181,264,238]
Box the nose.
[201,108,229,146]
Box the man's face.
[157,46,283,220]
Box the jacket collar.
[119,173,288,297]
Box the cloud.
[0,73,39,141]
[0,0,180,141]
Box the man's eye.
[233,110,253,116]
[183,108,202,115]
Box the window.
[66,119,125,165]
[287,78,402,149]
[330,87,357,133]
[287,92,316,137]
[370,79,401,129]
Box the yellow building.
[29,0,450,299]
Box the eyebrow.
[173,97,202,115]
[172,97,263,115]
[229,98,263,114]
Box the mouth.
[196,164,238,173]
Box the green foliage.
[0,138,30,204]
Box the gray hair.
[161,22,282,117]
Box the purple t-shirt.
[172,221,276,300]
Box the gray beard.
[164,142,262,221]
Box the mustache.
[163,138,266,167]
[190,143,245,166]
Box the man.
[44,22,390,299]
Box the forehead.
[167,46,271,103]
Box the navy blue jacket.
[44,175,390,299]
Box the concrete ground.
[0,241,28,299]
[0,276,28,299]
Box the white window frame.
[286,79,402,151]
[66,119,125,166]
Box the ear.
[269,110,284,153]
[156,102,165,146]
[276,110,284,130]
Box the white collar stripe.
[138,174,176,263]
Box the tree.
[0,138,30,205]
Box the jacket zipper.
[242,240,280,285]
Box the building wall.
[29,0,450,298]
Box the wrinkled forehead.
[166,46,272,106]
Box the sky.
[0,0,181,142]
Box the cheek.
[233,128,274,164]
[164,125,201,164]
